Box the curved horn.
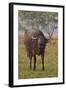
[32,36,37,40]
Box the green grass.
[18,36,58,79]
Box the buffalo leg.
[41,54,44,71]
[34,55,36,70]
[29,56,32,70]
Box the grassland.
[18,35,58,79]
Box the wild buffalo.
[24,30,49,71]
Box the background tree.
[18,10,58,38]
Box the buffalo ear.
[45,38,48,43]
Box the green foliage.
[18,10,58,32]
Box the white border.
[13,5,63,85]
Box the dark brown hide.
[24,30,48,70]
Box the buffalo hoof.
[42,67,45,71]
[33,68,36,71]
